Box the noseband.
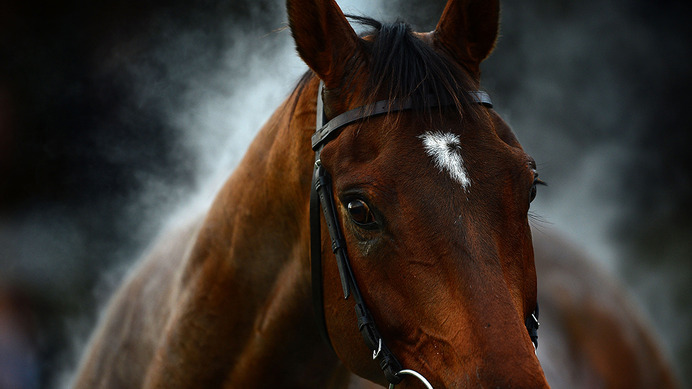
[309,81,539,387]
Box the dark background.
[0,0,690,387]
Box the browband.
[312,87,492,151]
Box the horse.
[72,0,550,387]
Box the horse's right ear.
[286,0,360,88]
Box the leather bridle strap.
[526,303,540,350]
[312,90,492,151]
[312,160,403,383]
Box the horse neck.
[186,75,348,386]
[216,75,317,266]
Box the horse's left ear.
[434,0,500,79]
[286,0,360,88]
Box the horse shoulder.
[533,230,679,388]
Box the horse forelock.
[346,16,485,123]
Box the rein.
[309,81,539,387]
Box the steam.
[127,0,391,216]
[2,0,681,387]
[53,1,391,387]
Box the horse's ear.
[434,0,500,79]
[287,0,360,87]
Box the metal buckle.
[372,338,382,360]
[388,369,434,389]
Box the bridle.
[309,80,539,388]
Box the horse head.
[288,0,548,387]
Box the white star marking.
[419,131,471,190]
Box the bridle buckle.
[372,338,382,360]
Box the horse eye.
[530,177,546,204]
[347,199,377,228]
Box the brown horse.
[72,0,549,387]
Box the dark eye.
[530,176,546,204]
[347,199,377,228]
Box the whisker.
[529,212,552,234]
